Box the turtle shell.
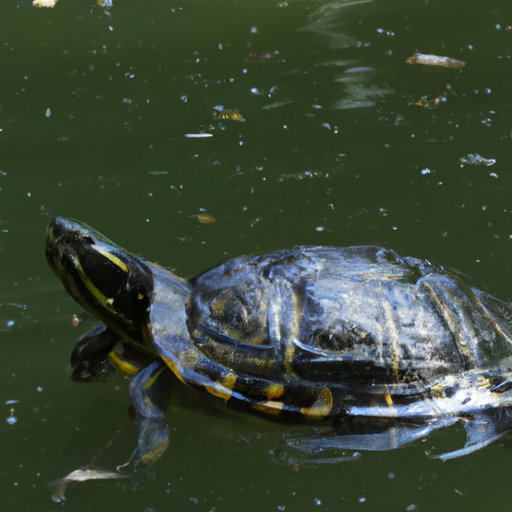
[151,246,512,424]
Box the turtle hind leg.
[432,408,512,461]
[280,416,457,465]
[128,359,175,465]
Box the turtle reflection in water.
[46,218,512,464]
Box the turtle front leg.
[70,324,122,382]
[128,359,175,465]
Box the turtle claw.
[128,360,174,465]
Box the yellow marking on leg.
[161,356,187,386]
[252,401,284,416]
[204,372,237,404]
[264,383,285,401]
[143,364,167,390]
[108,350,144,377]
[301,388,333,420]
[384,393,394,407]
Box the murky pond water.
[2,0,512,509]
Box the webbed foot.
[128,359,174,465]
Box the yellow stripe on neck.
[75,260,116,309]
[91,245,129,273]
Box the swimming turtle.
[45,217,512,464]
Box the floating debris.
[261,99,294,110]
[196,213,216,224]
[184,133,213,139]
[248,51,279,59]
[459,154,496,167]
[406,53,465,69]
[212,108,245,122]
[410,95,446,109]
[71,314,80,327]
[33,0,57,6]
[48,466,129,502]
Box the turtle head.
[46,217,154,348]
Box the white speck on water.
[6,320,15,327]
[359,497,366,503]
[184,133,213,138]
[316,226,325,232]
[388,472,395,479]
[45,108,51,117]
[277,507,285,511]
[421,168,431,175]
[314,499,322,506]
[406,505,416,511]
[250,26,258,34]
[6,416,17,425]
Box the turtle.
[45,217,512,464]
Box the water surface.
[2,0,512,510]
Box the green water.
[3,0,512,509]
